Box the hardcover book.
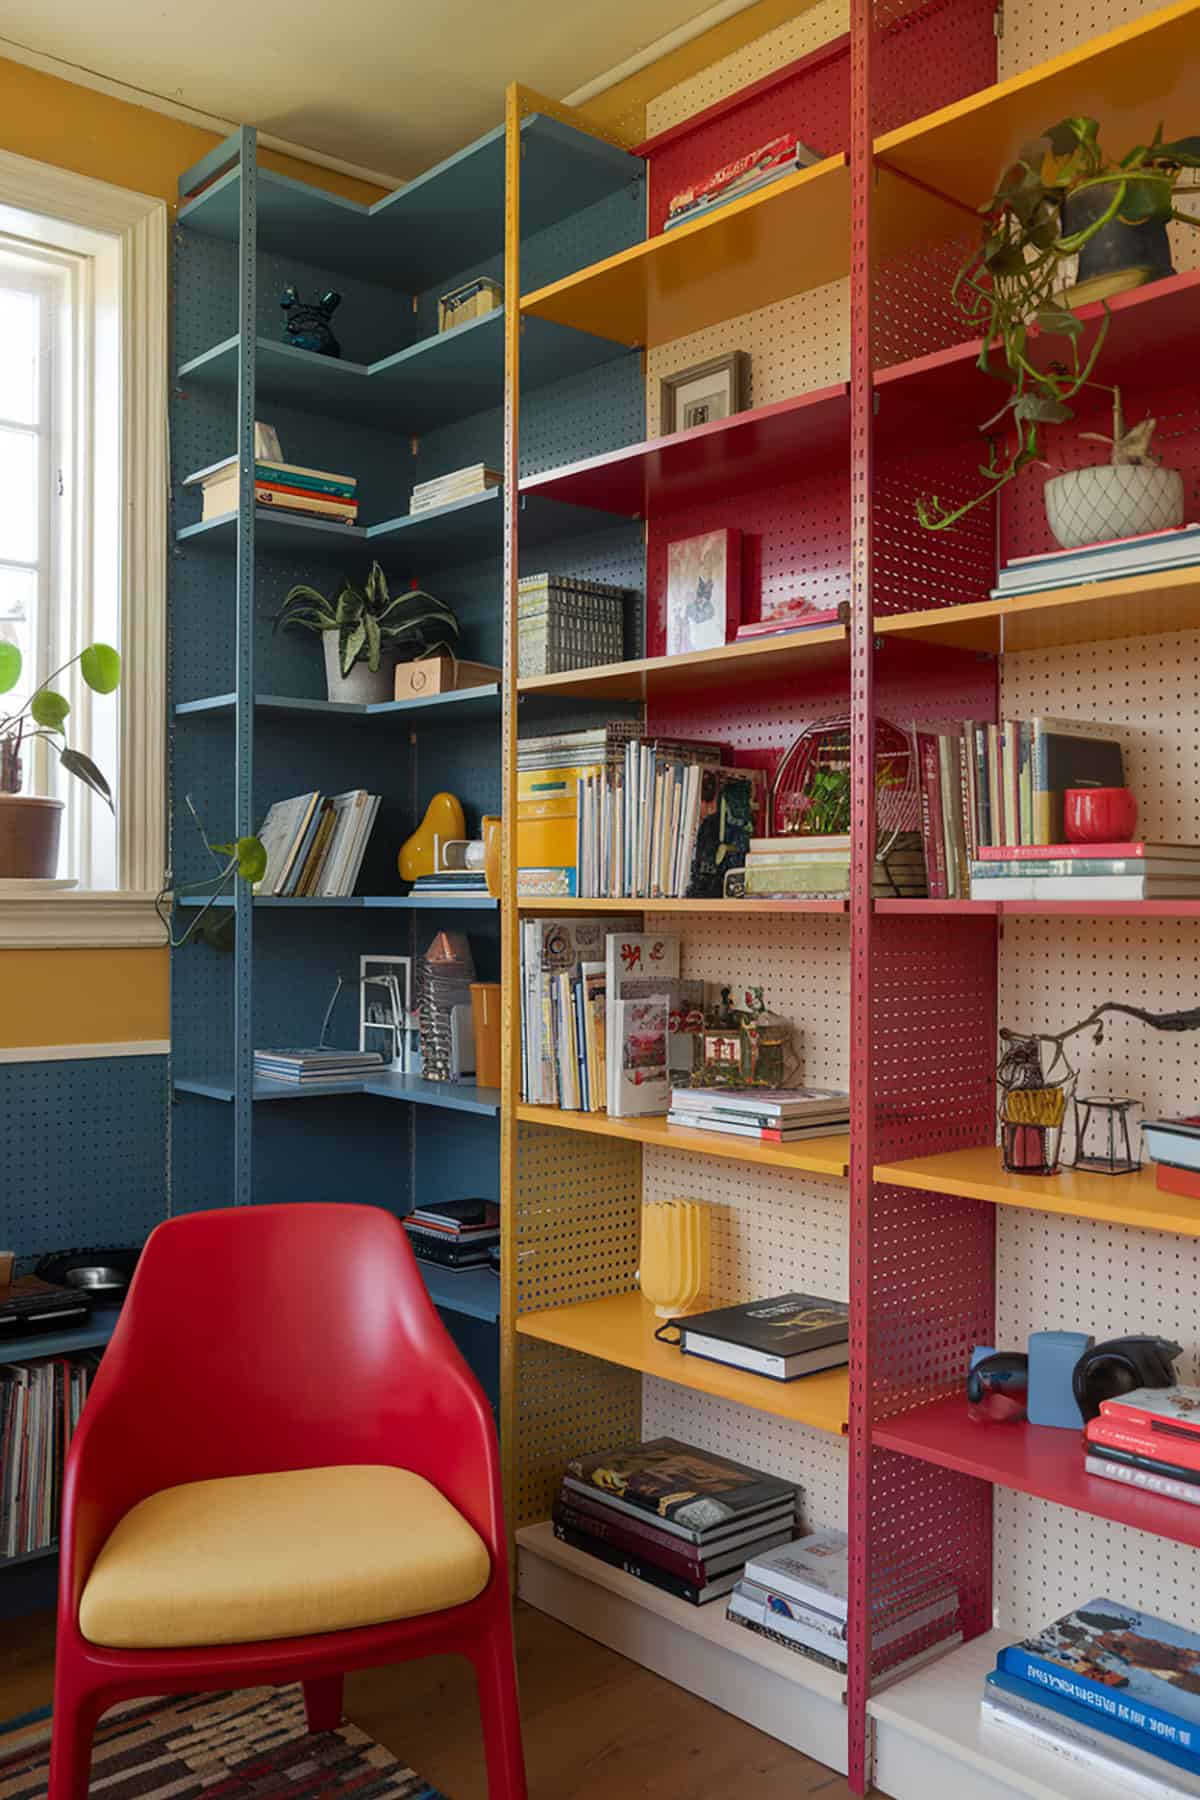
[552,1519,741,1605]
[553,1492,793,1575]
[564,1436,797,1536]
[1100,1386,1200,1436]
[673,1294,849,1382]
[983,1670,1200,1797]
[985,1666,1200,1784]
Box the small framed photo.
[665,527,742,657]
[359,954,412,1071]
[660,351,749,434]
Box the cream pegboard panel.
[645,0,849,135]
[645,278,849,438]
[643,1384,848,1531]
[515,1337,641,1530]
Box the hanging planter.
[1059,183,1176,308]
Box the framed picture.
[665,527,742,657]
[660,351,749,433]
[359,954,412,1071]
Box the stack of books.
[256,790,381,898]
[409,464,501,515]
[738,833,927,900]
[517,573,626,677]
[728,1530,959,1672]
[913,717,1126,898]
[553,1435,798,1607]
[410,868,489,898]
[1,1352,99,1557]
[253,1048,384,1085]
[1085,1384,1200,1509]
[982,1600,1200,1794]
[184,454,358,525]
[668,1086,849,1144]
[517,721,641,898]
[970,841,1200,902]
[403,1198,500,1269]
[992,522,1200,598]
[665,1293,849,1384]
[663,134,824,232]
[1144,1116,1200,1197]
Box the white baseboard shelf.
[516,1521,848,1773]
[869,1628,1142,1800]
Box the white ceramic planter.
[1043,463,1184,550]
[323,634,394,703]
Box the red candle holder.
[1063,786,1138,843]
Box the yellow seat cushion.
[79,1464,491,1649]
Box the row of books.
[253,1048,384,1085]
[409,463,500,515]
[256,789,381,898]
[993,521,1200,598]
[667,1087,849,1147]
[403,1197,499,1270]
[663,134,824,232]
[517,572,626,678]
[2,1353,98,1558]
[736,831,927,900]
[982,1598,1200,1796]
[971,840,1200,901]
[1085,1382,1200,1515]
[184,454,359,525]
[914,716,1126,898]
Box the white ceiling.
[0,0,724,178]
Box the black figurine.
[281,285,342,357]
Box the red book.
[554,1497,791,1580]
[976,841,1191,862]
[1099,1388,1200,1438]
[1087,1416,1200,1473]
[915,731,947,899]
[1156,1162,1200,1199]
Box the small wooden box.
[394,656,501,700]
[438,277,503,334]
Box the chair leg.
[47,1673,104,1800]
[471,1614,528,1800]
[302,1676,344,1733]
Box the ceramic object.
[470,982,502,1089]
[0,794,63,878]
[482,815,502,899]
[1064,786,1138,842]
[323,634,394,704]
[280,284,341,357]
[399,791,466,882]
[1043,463,1184,549]
[638,1198,709,1319]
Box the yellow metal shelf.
[516,1103,850,1176]
[874,566,1200,656]
[516,897,849,915]
[519,155,850,349]
[516,623,848,701]
[516,1290,849,1431]
[874,1146,1200,1237]
[875,0,1200,213]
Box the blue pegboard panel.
[0,1057,167,1256]
[519,351,644,479]
[250,1094,412,1209]
[520,180,645,295]
[414,1109,500,1207]
[169,1088,235,1215]
[518,518,647,658]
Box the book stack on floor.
[253,1047,384,1085]
[552,1435,798,1606]
[668,1087,849,1146]
[184,455,358,524]
[971,841,1200,902]
[663,134,824,231]
[517,573,626,677]
[1085,1384,1200,1511]
[728,1529,960,1673]
[2,1352,100,1556]
[667,1293,849,1384]
[982,1600,1200,1797]
[408,464,501,515]
[738,832,927,900]
[992,522,1200,598]
[256,790,381,898]
[912,716,1128,898]
[403,1198,499,1270]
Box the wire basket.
[770,715,920,855]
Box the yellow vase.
[399,791,466,882]
[481,815,502,899]
[639,1199,709,1319]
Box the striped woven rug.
[0,1685,448,1800]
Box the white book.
[605,930,680,1116]
[727,1586,848,1664]
[1085,1453,1200,1506]
[611,995,669,1117]
[735,1576,956,1649]
[255,793,321,895]
[744,1528,849,1616]
[970,874,1200,900]
[981,1694,1200,1800]
[316,791,366,897]
[338,794,380,895]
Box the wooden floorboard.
[0,1603,854,1799]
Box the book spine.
[998,1645,1200,1751]
[978,841,1150,861]
[1099,1397,1200,1437]
[982,1696,1199,1800]
[255,464,356,497]
[1086,1453,1200,1506]
[916,732,947,900]
[987,1670,1200,1780]
[554,1503,711,1582]
[553,1520,716,1603]
[1089,1418,1200,1469]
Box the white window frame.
[0,150,167,948]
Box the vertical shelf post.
[234,126,257,1204]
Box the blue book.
[986,1668,1200,1781]
[997,1600,1200,1759]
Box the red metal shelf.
[874,1395,1200,1549]
[876,898,1200,917]
[518,386,850,518]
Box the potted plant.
[0,640,120,879]
[917,116,1200,540]
[276,561,459,703]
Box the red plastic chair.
[48,1203,527,1800]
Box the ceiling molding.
[563,0,762,103]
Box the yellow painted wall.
[0,56,384,1049]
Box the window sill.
[0,891,165,948]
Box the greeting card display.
[665,528,741,657]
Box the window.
[0,153,167,946]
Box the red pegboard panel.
[646,658,851,790]
[874,437,999,613]
[872,0,997,135]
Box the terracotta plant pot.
[0,794,64,878]
[1043,463,1184,550]
[322,634,394,704]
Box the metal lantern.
[997,1033,1074,1176]
[1072,1095,1141,1176]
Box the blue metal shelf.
[178,507,365,556]
[175,686,501,723]
[176,893,498,911]
[174,1073,501,1115]
[417,1259,501,1325]
[178,314,628,433]
[0,1307,120,1364]
[178,115,642,289]
[0,1543,58,1572]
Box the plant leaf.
[341,621,366,672]
[236,835,267,882]
[363,611,381,671]
[59,746,113,808]
[1014,391,1073,424]
[1043,116,1099,158]
[0,641,21,695]
[364,561,389,611]
[31,688,69,730]
[79,642,121,693]
[1154,136,1200,165]
[1118,174,1174,222]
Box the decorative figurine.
[281,285,342,357]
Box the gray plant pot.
[323,634,394,704]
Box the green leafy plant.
[156,795,266,950]
[276,561,459,673]
[0,640,121,804]
[918,116,1200,531]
